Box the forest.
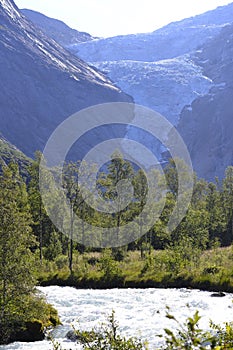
[1,152,233,344]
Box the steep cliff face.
[21,9,95,47]
[178,24,233,180]
[0,0,132,159]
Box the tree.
[133,169,148,257]
[133,168,165,257]
[28,152,53,262]
[62,161,81,273]
[62,161,95,271]
[223,166,233,244]
[206,181,226,244]
[103,151,134,245]
[0,164,36,342]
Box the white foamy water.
[1,287,233,349]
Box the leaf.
[166,314,176,320]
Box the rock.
[70,3,233,63]
[210,292,226,297]
[178,24,233,180]
[24,3,233,131]
[68,3,233,179]
[66,330,79,342]
[10,321,44,342]
[66,329,97,343]
[21,9,96,47]
[0,0,132,160]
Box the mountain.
[21,9,95,47]
[0,0,132,160]
[22,3,233,127]
[70,3,233,63]
[68,3,233,127]
[0,134,31,176]
[67,3,233,179]
[177,23,233,180]
[5,1,233,179]
[94,57,213,126]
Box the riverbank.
[1,300,60,345]
[40,275,233,293]
[37,246,233,293]
[2,286,232,350]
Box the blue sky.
[14,0,233,37]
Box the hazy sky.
[14,0,233,37]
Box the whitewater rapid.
[1,286,233,349]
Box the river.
[0,286,233,349]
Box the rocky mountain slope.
[67,3,233,180]
[0,134,31,176]
[71,3,233,62]
[21,4,233,127]
[0,0,132,159]
[21,9,95,47]
[7,2,233,179]
[66,3,233,127]
[22,5,231,155]
[177,23,233,180]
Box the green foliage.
[3,154,233,344]
[160,308,233,350]
[100,249,123,283]
[50,310,148,350]
[28,151,53,262]
[49,309,233,350]
[161,309,209,349]
[0,136,30,178]
[0,163,60,344]
[141,252,154,275]
[167,236,202,274]
[0,164,37,342]
[43,232,62,261]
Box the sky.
[14,0,233,38]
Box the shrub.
[49,310,147,350]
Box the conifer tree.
[0,164,36,342]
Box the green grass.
[36,245,233,291]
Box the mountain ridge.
[0,0,133,159]
[4,0,233,179]
[21,9,95,47]
[70,3,233,63]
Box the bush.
[160,308,233,349]
[100,249,123,284]
[49,309,233,350]
[49,310,148,350]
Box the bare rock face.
[21,9,96,47]
[178,24,233,180]
[0,0,132,159]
